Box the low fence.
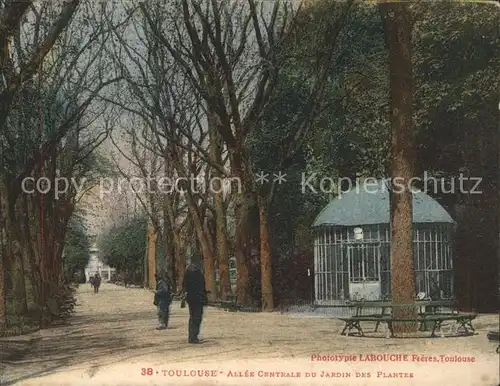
[201,295,356,316]
[278,299,355,317]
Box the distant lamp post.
[353,227,364,241]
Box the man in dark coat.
[93,273,101,293]
[154,272,172,330]
[183,263,207,343]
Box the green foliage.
[413,2,499,180]
[98,217,147,274]
[247,2,390,259]
[247,1,497,267]
[308,3,390,179]
[1,82,44,175]
[63,214,91,280]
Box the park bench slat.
[339,300,475,338]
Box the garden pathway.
[0,283,498,385]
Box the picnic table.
[339,299,476,338]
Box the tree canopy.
[63,214,91,282]
[98,217,147,275]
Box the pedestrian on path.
[182,263,207,344]
[154,272,172,330]
[93,273,101,293]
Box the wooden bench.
[340,300,474,337]
[340,313,476,338]
[349,299,455,316]
[340,316,381,337]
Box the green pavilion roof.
[312,180,454,227]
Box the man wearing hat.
[182,263,207,343]
[154,272,172,330]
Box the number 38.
[141,368,153,375]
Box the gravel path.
[0,283,498,385]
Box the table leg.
[387,321,394,338]
[430,320,441,337]
[356,322,364,336]
[457,318,474,334]
[344,321,363,336]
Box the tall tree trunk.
[233,193,252,306]
[162,209,173,282]
[147,220,157,290]
[170,149,218,300]
[172,230,184,293]
[203,217,218,301]
[143,232,149,288]
[0,248,5,332]
[25,194,41,310]
[6,189,28,315]
[229,146,253,306]
[162,180,180,289]
[258,194,273,311]
[214,194,231,300]
[10,242,28,315]
[182,189,217,301]
[175,226,189,294]
[380,1,417,334]
[209,124,231,300]
[164,196,185,293]
[0,184,6,332]
[162,154,174,283]
[0,22,10,330]
[193,216,217,301]
[164,228,174,285]
[497,111,500,311]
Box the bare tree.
[0,0,80,332]
[104,2,233,299]
[0,0,80,131]
[138,0,355,309]
[0,0,123,329]
[136,0,294,307]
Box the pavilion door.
[348,243,381,300]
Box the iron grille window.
[348,244,380,282]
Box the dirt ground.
[0,283,498,386]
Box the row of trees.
[102,0,359,310]
[62,213,91,283]
[99,216,147,281]
[102,0,498,325]
[0,0,120,330]
[1,0,497,334]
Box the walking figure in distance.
[124,271,130,288]
[89,275,95,290]
[154,272,172,330]
[183,263,207,343]
[93,273,101,293]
